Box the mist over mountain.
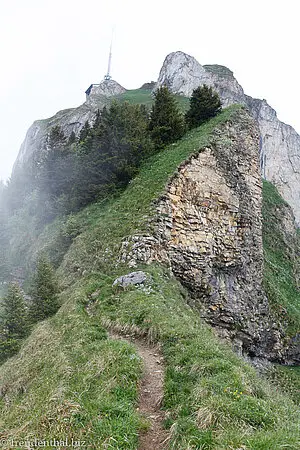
[16,51,300,225]
[0,51,299,449]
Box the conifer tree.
[71,101,153,209]
[93,109,102,129]
[0,282,28,362]
[48,125,66,149]
[67,131,77,145]
[185,84,222,129]
[0,195,10,282]
[79,121,92,142]
[149,86,185,148]
[28,255,59,323]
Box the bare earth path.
[109,332,169,449]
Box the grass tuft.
[0,106,299,449]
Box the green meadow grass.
[0,106,299,449]
[262,180,300,334]
[117,88,190,111]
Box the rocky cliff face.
[120,108,298,363]
[156,52,246,107]
[86,79,126,105]
[15,52,300,225]
[15,80,126,167]
[247,96,300,226]
[156,51,300,224]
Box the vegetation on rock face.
[3,101,154,226]
[0,188,10,282]
[0,283,28,363]
[203,64,234,78]
[262,180,300,334]
[149,86,186,148]
[185,84,222,129]
[261,179,300,414]
[0,90,299,449]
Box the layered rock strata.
[120,108,296,362]
[15,51,300,225]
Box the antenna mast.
[104,30,114,81]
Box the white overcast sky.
[0,0,299,180]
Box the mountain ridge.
[156,51,300,224]
[1,105,299,448]
[14,51,300,226]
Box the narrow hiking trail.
[109,332,169,450]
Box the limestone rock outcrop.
[156,52,246,107]
[246,96,300,226]
[15,51,300,224]
[86,79,126,105]
[15,80,126,167]
[156,51,300,224]
[112,271,147,288]
[120,108,297,362]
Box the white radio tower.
[104,30,114,81]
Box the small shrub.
[185,85,222,129]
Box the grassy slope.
[262,180,300,405]
[116,89,154,106]
[117,88,190,110]
[262,180,300,333]
[6,89,188,279]
[0,105,299,449]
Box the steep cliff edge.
[156,51,300,224]
[262,179,300,363]
[120,107,298,362]
[15,79,126,166]
[156,52,246,106]
[15,52,300,226]
[1,107,299,449]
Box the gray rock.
[15,51,300,225]
[90,290,100,299]
[156,51,300,224]
[86,79,126,101]
[14,79,126,168]
[156,51,245,106]
[120,108,298,363]
[112,271,147,288]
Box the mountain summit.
[1,52,299,448]
[85,79,126,102]
[15,51,300,224]
[156,51,245,106]
[15,79,126,166]
[156,51,300,224]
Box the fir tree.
[0,282,28,362]
[185,84,222,129]
[0,194,10,282]
[28,255,59,323]
[67,131,77,145]
[100,101,153,181]
[93,109,102,129]
[149,86,185,148]
[48,125,66,149]
[71,101,153,209]
[37,125,75,221]
[79,121,92,142]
